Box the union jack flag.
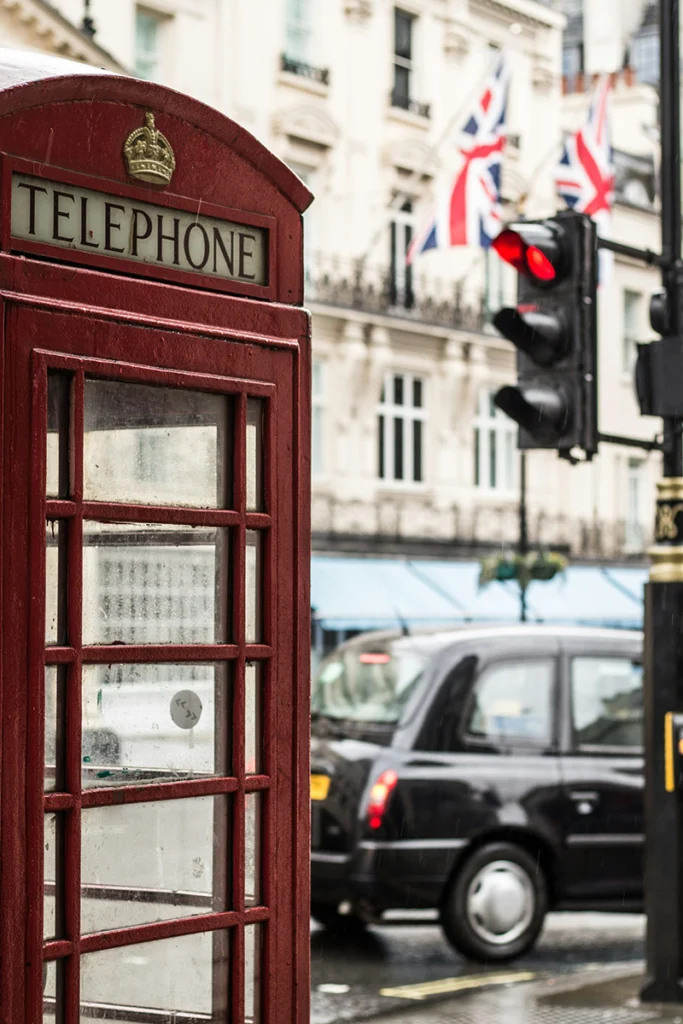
[556,75,614,231]
[407,53,510,264]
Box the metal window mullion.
[64,369,84,1024]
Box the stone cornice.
[469,0,564,32]
[4,0,128,72]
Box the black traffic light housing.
[491,210,598,458]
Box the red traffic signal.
[493,221,568,285]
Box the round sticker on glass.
[170,690,203,729]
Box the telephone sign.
[0,50,312,1024]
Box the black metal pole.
[519,451,528,623]
[640,0,683,1004]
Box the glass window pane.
[245,662,262,775]
[413,421,422,482]
[45,520,67,646]
[80,930,230,1020]
[245,793,262,907]
[81,796,231,933]
[43,958,62,1024]
[81,663,231,788]
[393,375,404,405]
[378,415,385,479]
[244,925,262,1024]
[412,378,422,408]
[395,9,413,59]
[46,373,70,498]
[44,813,63,940]
[45,666,65,792]
[82,523,230,645]
[83,379,232,508]
[571,657,643,748]
[246,399,264,512]
[466,660,554,745]
[245,532,263,644]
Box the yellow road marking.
[380,969,538,1001]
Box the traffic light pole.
[640,0,683,1004]
[519,451,528,622]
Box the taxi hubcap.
[466,859,535,946]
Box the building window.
[562,42,584,90]
[392,8,415,108]
[623,289,642,373]
[389,200,414,309]
[312,360,325,476]
[285,0,313,62]
[474,389,517,492]
[625,458,645,552]
[135,8,163,81]
[378,372,426,484]
[630,4,659,86]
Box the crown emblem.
[123,112,176,186]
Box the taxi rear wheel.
[311,901,368,935]
[440,842,547,962]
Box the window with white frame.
[135,7,164,82]
[378,372,425,484]
[474,389,517,491]
[312,359,325,476]
[623,289,642,373]
[285,0,313,62]
[625,457,645,552]
[390,200,414,309]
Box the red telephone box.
[0,51,312,1024]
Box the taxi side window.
[571,657,643,750]
[464,659,555,748]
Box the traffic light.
[634,277,683,418]
[491,210,598,458]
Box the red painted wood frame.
[0,255,311,1024]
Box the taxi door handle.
[569,791,598,801]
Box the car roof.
[332,623,642,658]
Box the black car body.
[310,625,643,961]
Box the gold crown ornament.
[123,112,176,185]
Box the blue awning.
[310,556,465,632]
[311,556,645,633]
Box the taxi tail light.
[366,769,398,830]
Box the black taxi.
[310,625,643,962]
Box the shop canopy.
[311,556,646,634]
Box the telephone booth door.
[2,298,309,1024]
[1,280,310,1024]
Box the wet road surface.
[311,911,645,1024]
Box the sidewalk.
[367,962,683,1024]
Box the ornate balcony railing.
[311,492,650,563]
[280,53,330,86]
[305,251,488,332]
[390,89,431,118]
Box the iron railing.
[305,252,489,331]
[280,53,330,85]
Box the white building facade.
[3,0,667,634]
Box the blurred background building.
[5,0,666,652]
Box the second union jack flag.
[556,76,615,230]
